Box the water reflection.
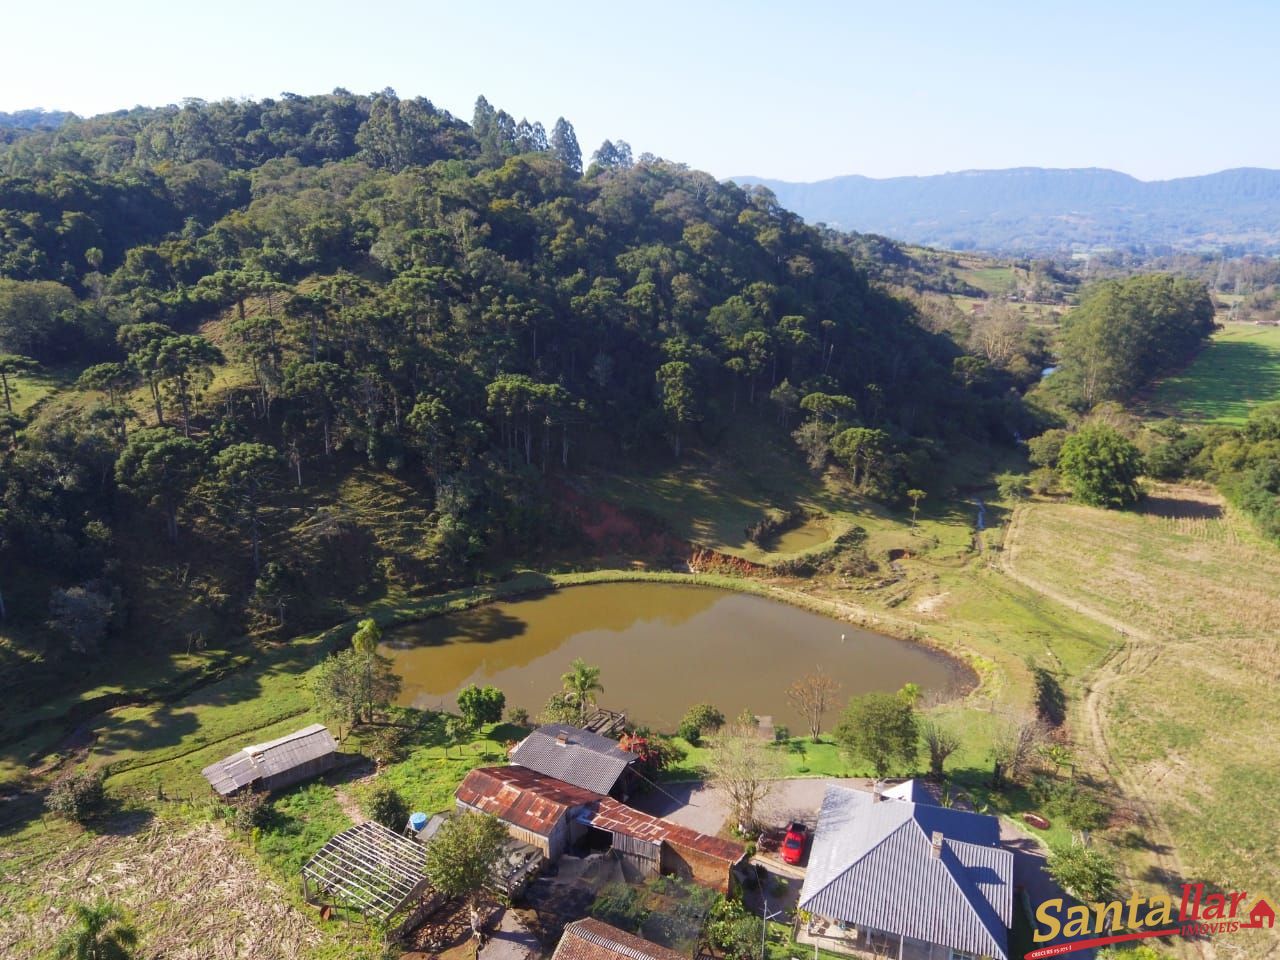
[380,582,966,729]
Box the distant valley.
[733,166,1280,255]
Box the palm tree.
[54,900,138,960]
[560,658,603,724]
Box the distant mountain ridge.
[732,167,1280,254]
[0,108,76,131]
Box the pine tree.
[550,117,582,174]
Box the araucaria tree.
[835,691,919,778]
[786,671,841,741]
[705,710,783,832]
[210,443,281,574]
[423,812,510,938]
[115,427,202,542]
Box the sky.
[3,0,1277,183]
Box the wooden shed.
[201,723,338,796]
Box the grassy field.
[5,365,76,416]
[1003,485,1280,921]
[1145,322,1280,424]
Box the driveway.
[634,777,872,835]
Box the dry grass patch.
[0,816,332,960]
[1005,485,1280,917]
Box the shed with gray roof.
[797,781,1013,960]
[201,723,338,796]
[509,723,637,797]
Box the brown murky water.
[380,582,966,730]
[766,520,831,554]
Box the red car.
[781,821,808,865]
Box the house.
[510,723,639,799]
[201,723,338,796]
[552,918,687,960]
[455,765,745,892]
[797,781,1013,960]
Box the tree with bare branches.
[705,710,784,833]
[786,671,841,742]
[920,716,962,778]
[990,709,1050,786]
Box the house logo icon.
[1242,897,1275,930]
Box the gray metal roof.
[882,779,933,804]
[510,723,634,795]
[798,783,1013,960]
[201,723,337,795]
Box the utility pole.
[760,881,783,960]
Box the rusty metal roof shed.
[553,918,688,960]
[456,765,602,836]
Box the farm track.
[999,503,1203,956]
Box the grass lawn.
[1144,322,1280,424]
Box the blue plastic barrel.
[409,812,428,832]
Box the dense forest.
[0,90,1022,687]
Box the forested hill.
[0,90,1010,670]
[733,167,1280,254]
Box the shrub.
[1030,775,1110,830]
[365,785,411,831]
[225,789,271,831]
[1046,841,1119,901]
[365,724,410,767]
[705,896,758,960]
[591,882,648,932]
[507,706,531,727]
[46,768,107,823]
[677,703,725,744]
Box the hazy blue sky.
[4,0,1276,182]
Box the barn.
[201,723,338,796]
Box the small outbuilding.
[201,723,338,797]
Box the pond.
[380,582,969,731]
[764,519,831,554]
